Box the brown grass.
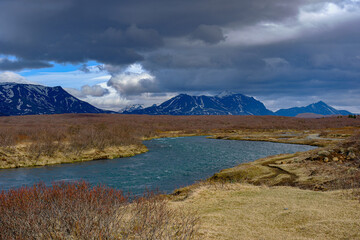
[171,183,360,240]
[1,114,360,148]
[0,114,359,155]
[1,115,360,238]
[0,181,198,240]
[0,114,357,168]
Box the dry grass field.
[171,183,360,240]
[0,114,360,239]
[0,114,359,168]
[167,130,360,239]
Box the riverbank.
[209,127,355,147]
[0,131,202,169]
[0,126,358,169]
[0,129,329,169]
[210,128,359,190]
[0,144,148,169]
[168,128,360,239]
[171,127,360,197]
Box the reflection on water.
[0,136,315,195]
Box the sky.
[0,0,359,113]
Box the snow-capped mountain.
[123,93,274,115]
[0,83,109,116]
[119,104,144,113]
[275,101,352,117]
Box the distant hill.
[123,92,274,115]
[0,83,109,116]
[275,101,352,117]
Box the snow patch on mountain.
[119,104,144,113]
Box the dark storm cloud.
[0,0,307,69]
[136,0,360,113]
[1,0,360,112]
[0,58,53,71]
[190,25,226,44]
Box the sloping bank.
[168,128,360,239]
[172,128,360,197]
[0,144,148,169]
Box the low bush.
[0,181,198,239]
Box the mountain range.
[0,83,108,116]
[122,92,352,116]
[0,83,353,117]
[122,92,273,115]
[275,101,352,117]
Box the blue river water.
[0,136,315,195]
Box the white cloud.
[67,64,173,110]
[65,84,109,98]
[125,63,145,74]
[66,83,129,111]
[107,72,157,95]
[21,62,167,111]
[81,84,109,97]
[0,71,34,84]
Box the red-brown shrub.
[0,181,198,239]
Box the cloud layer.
[0,0,360,112]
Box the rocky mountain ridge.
[123,93,353,116]
[0,83,109,116]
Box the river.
[0,136,315,194]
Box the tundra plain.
[0,114,359,239]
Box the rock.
[348,147,356,152]
[318,150,331,157]
[347,167,358,174]
[308,154,318,161]
[314,184,325,191]
[347,152,356,159]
